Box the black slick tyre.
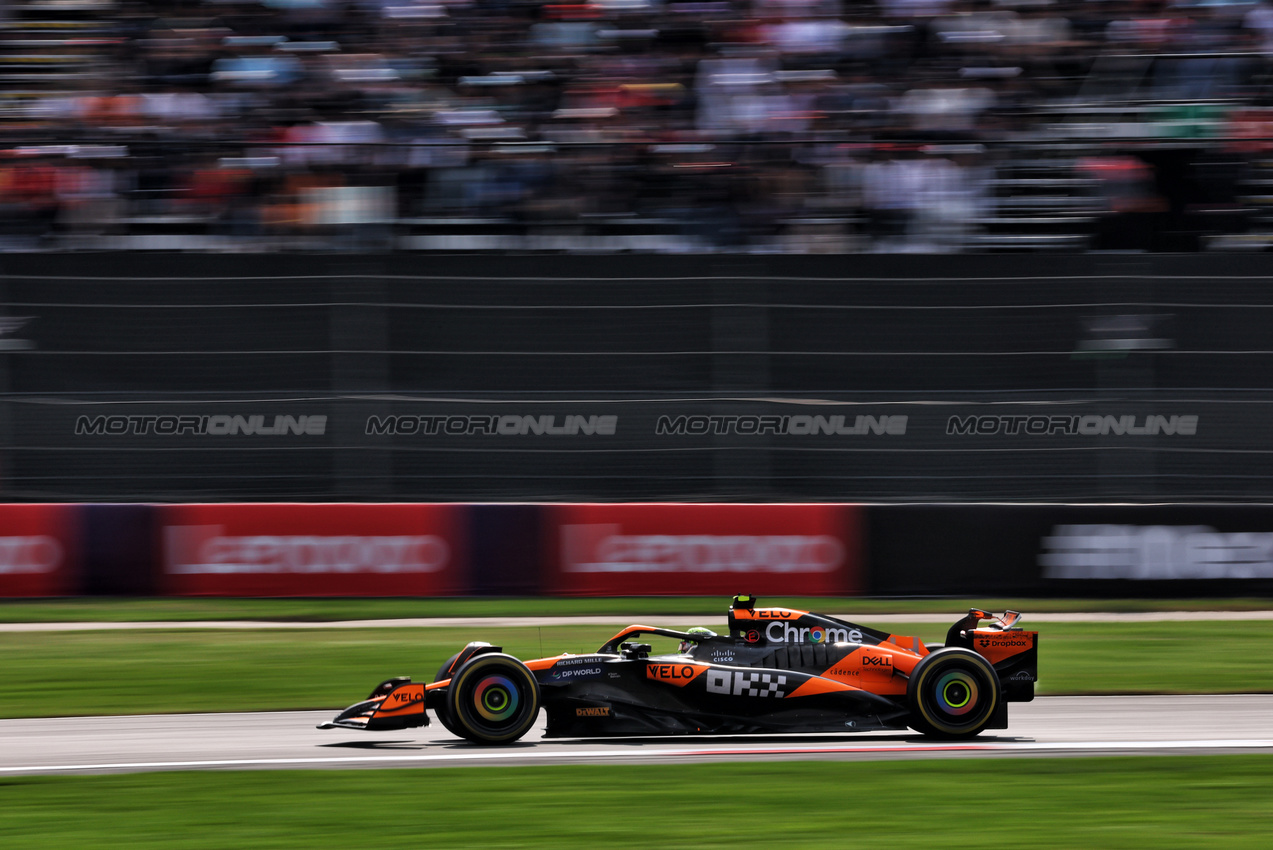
[445,653,541,745]
[433,652,465,739]
[906,647,1000,739]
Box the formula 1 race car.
[318,595,1038,743]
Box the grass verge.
[5,620,1273,718]
[3,596,1273,623]
[3,757,1272,849]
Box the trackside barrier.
[0,503,869,597]
[3,503,1273,597]
[544,503,862,596]
[157,503,469,597]
[0,504,80,597]
[82,504,159,595]
[467,504,544,596]
[154,502,863,597]
[866,504,1273,597]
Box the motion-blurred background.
[3,1,1273,602]
[5,0,1273,252]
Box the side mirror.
[620,642,652,659]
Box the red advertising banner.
[545,503,862,596]
[0,504,79,597]
[160,503,467,596]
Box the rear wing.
[945,608,1021,645]
[947,608,1038,703]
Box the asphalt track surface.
[2,695,1271,776]
[4,614,1270,776]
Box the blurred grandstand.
[3,0,1273,252]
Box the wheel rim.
[472,675,520,723]
[933,669,979,717]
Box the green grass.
[3,757,1272,848]
[5,620,1273,718]
[2,596,1273,623]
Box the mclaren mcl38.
[319,595,1038,743]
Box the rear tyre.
[907,648,1000,739]
[445,653,541,745]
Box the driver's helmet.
[679,626,718,655]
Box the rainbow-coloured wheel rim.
[449,655,540,744]
[933,669,979,717]
[472,675,519,724]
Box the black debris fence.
[2,252,1273,502]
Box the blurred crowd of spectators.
[3,0,1273,251]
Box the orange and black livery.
[319,595,1038,743]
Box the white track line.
[4,739,1272,774]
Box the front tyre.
[907,648,1000,739]
[432,652,465,740]
[445,653,541,745]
